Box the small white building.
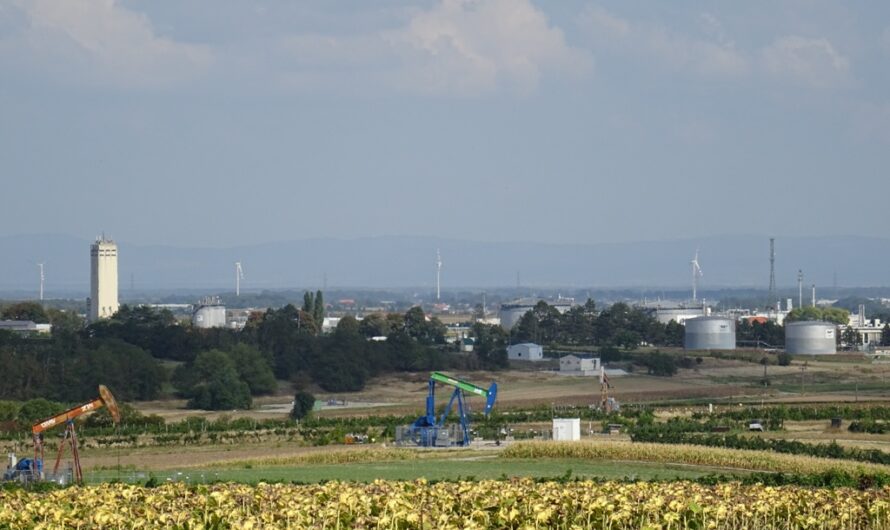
[322,317,341,334]
[552,418,581,441]
[559,354,601,375]
[0,320,51,334]
[507,342,544,361]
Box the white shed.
[507,343,544,361]
[552,418,581,441]
[559,354,601,375]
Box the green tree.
[0,401,20,422]
[640,352,678,376]
[334,315,361,338]
[290,390,316,420]
[1,301,49,323]
[302,292,315,316]
[471,322,509,369]
[559,301,597,344]
[841,326,861,350]
[785,306,849,326]
[313,290,325,331]
[403,307,445,345]
[46,308,84,336]
[664,320,685,347]
[179,350,251,410]
[226,344,277,395]
[358,313,390,338]
[17,398,65,425]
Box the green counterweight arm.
[430,372,498,416]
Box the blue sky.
[1,0,888,247]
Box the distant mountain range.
[1,234,888,295]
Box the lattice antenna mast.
[691,249,703,302]
[38,263,45,301]
[235,262,244,297]
[768,238,776,309]
[436,249,442,302]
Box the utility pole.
[797,270,803,311]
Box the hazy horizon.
[3,232,890,292]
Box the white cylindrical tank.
[193,305,226,329]
[684,316,736,350]
[785,321,837,355]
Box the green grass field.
[84,456,742,485]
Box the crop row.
[631,431,890,466]
[2,480,889,529]
[503,440,890,475]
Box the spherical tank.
[785,321,836,355]
[684,316,736,350]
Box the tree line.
[509,300,684,349]
[0,299,507,410]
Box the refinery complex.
[3,234,888,358]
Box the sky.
[1,0,888,248]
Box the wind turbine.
[38,263,45,301]
[235,262,244,297]
[691,250,703,302]
[436,249,442,302]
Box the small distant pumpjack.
[599,366,619,413]
[31,385,121,483]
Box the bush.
[777,352,792,366]
[290,391,316,420]
[639,352,678,376]
[18,399,66,425]
[0,401,21,422]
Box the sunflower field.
[2,479,890,529]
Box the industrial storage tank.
[785,321,837,355]
[192,297,226,329]
[684,316,736,350]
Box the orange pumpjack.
[31,385,122,483]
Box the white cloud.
[577,6,749,77]
[0,0,212,88]
[277,0,591,96]
[761,35,850,88]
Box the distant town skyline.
[1,1,889,247]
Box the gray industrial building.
[785,321,837,355]
[499,298,574,330]
[684,316,736,350]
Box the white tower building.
[89,236,119,322]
